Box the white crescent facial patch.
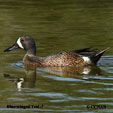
[17,38,24,49]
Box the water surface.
[0,0,113,112]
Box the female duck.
[4,36,108,67]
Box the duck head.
[4,36,36,56]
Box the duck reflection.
[37,65,102,78]
[4,65,102,91]
[4,66,36,91]
[23,66,36,88]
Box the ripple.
[42,74,83,82]
[77,89,97,94]
[10,61,24,72]
[8,97,26,101]
[25,92,67,98]
[16,61,23,67]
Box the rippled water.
[1,0,113,113]
[2,57,113,113]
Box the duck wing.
[72,48,109,64]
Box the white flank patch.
[17,38,24,49]
[82,56,90,62]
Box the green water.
[0,0,113,112]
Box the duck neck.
[26,48,36,56]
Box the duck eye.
[21,39,24,42]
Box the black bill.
[4,43,19,52]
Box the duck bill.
[4,43,19,52]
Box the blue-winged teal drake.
[4,36,108,67]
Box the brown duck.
[4,36,108,67]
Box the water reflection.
[4,64,104,91]
[4,66,36,91]
[39,65,101,76]
[24,66,36,88]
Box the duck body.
[4,36,108,67]
[23,48,107,67]
[23,51,91,67]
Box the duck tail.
[91,47,109,64]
